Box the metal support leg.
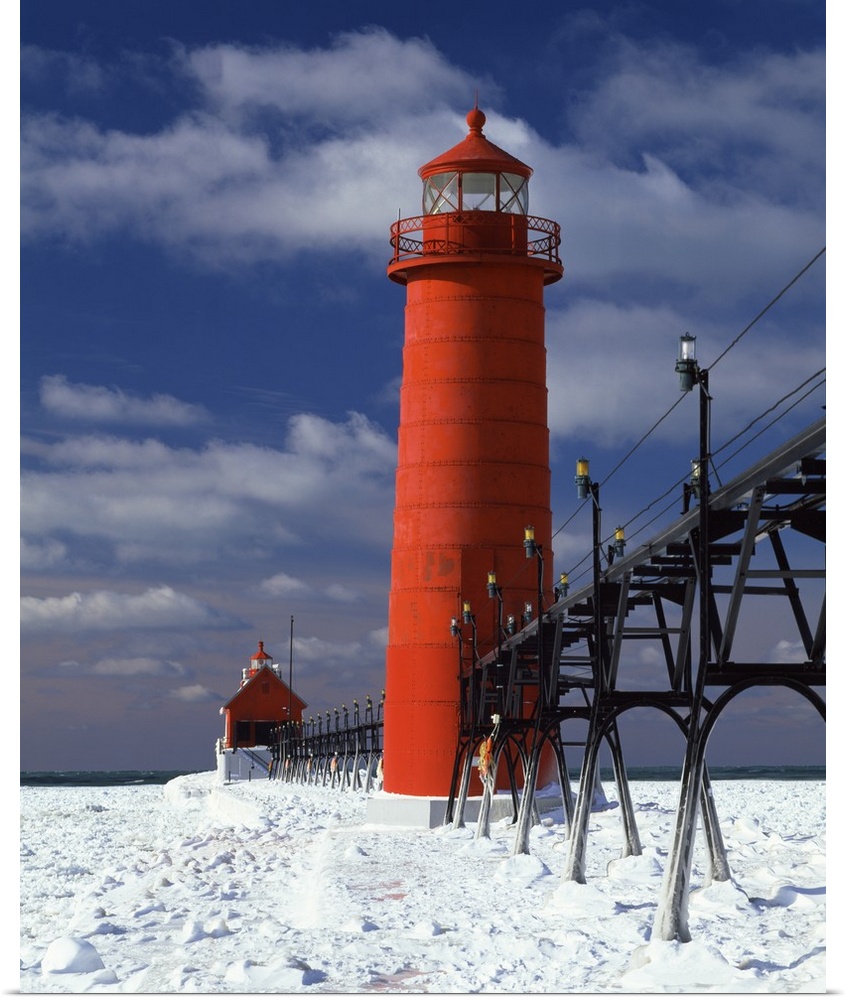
[511,738,542,856]
[653,734,707,942]
[562,736,601,882]
[475,750,500,841]
[452,743,475,830]
[502,745,521,823]
[607,723,642,859]
[445,737,468,826]
[700,763,730,882]
[552,733,575,836]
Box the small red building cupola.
[244,640,273,684]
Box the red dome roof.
[251,640,271,661]
[419,107,532,180]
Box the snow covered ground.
[20,773,825,993]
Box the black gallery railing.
[269,693,384,790]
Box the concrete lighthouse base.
[365,792,561,829]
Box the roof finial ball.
[466,106,486,134]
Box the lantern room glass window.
[424,172,459,214]
[462,172,496,210]
[500,172,528,214]
[423,170,529,215]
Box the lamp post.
[449,601,481,829]
[450,602,479,728]
[461,601,479,689]
[561,457,608,880]
[486,571,505,651]
[655,333,715,941]
[523,525,548,706]
[675,332,711,698]
[288,615,294,764]
[486,571,507,717]
[574,458,605,692]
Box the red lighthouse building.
[383,108,563,798]
[216,641,306,781]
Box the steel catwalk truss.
[446,416,825,940]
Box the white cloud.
[286,411,396,469]
[531,144,823,304]
[20,30,824,295]
[567,39,824,208]
[325,583,361,603]
[39,375,209,426]
[21,112,276,254]
[169,684,221,703]
[285,628,388,710]
[765,639,807,664]
[290,630,386,667]
[184,30,478,124]
[259,573,311,598]
[368,626,388,649]
[89,657,188,677]
[20,45,105,93]
[545,298,825,447]
[20,585,238,634]
[20,538,68,570]
[21,404,396,568]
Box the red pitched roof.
[419,107,531,180]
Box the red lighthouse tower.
[383,107,563,797]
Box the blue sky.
[20,1,827,771]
